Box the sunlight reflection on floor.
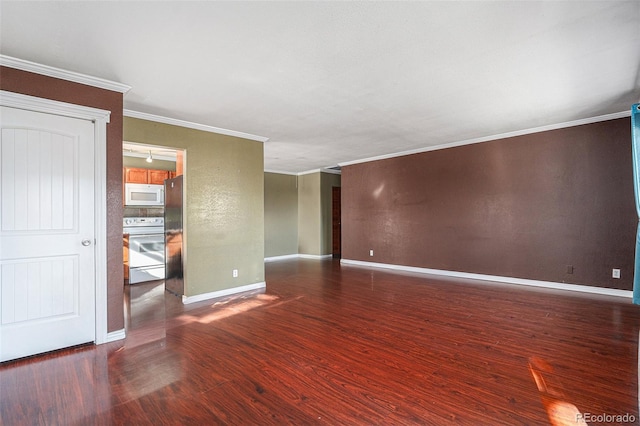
[177,294,280,324]
[529,357,587,426]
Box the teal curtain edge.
[631,103,640,304]
[635,225,640,304]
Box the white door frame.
[1,90,110,344]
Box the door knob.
[82,239,92,246]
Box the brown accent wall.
[342,118,636,290]
[1,66,125,331]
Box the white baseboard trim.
[299,254,333,260]
[265,254,300,262]
[182,282,267,305]
[265,254,333,262]
[105,328,126,343]
[340,259,633,299]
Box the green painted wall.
[297,172,322,256]
[297,171,341,256]
[264,173,298,258]
[124,117,265,297]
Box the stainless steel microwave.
[125,183,164,206]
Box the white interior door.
[0,106,96,362]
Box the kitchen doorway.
[332,186,342,259]
[122,143,185,296]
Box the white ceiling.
[1,1,639,174]
[123,142,177,161]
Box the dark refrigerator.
[164,176,184,296]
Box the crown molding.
[264,168,341,176]
[339,110,632,168]
[0,55,131,94]
[321,168,342,175]
[264,169,299,176]
[295,167,342,176]
[124,109,269,143]
[297,168,323,176]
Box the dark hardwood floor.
[1,259,639,425]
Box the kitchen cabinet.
[148,169,169,184]
[125,167,149,184]
[124,167,170,184]
[175,151,184,177]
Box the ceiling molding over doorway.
[124,109,269,143]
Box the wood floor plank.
[1,259,639,425]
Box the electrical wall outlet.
[233,269,238,278]
[369,249,374,257]
[612,268,620,279]
[566,265,574,274]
